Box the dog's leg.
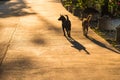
[83,26,87,36]
[86,26,88,36]
[69,26,71,37]
[62,26,66,36]
[66,28,70,37]
[66,30,69,37]
[68,30,71,37]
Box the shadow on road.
[0,43,10,67]
[0,57,33,79]
[31,34,47,46]
[48,0,61,3]
[0,0,36,18]
[65,36,90,54]
[85,35,120,54]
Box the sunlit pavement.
[0,0,120,80]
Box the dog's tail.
[87,14,92,22]
[65,15,69,20]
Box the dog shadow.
[85,35,120,54]
[65,36,90,54]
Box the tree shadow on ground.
[36,13,62,34]
[31,34,47,46]
[48,0,61,3]
[0,0,36,18]
[65,36,90,54]
[0,57,34,79]
[0,43,6,65]
[85,35,120,54]
[0,0,10,1]
[0,42,10,67]
[29,13,62,46]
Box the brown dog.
[82,14,92,36]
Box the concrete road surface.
[0,0,120,80]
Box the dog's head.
[58,15,66,21]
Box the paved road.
[0,0,120,80]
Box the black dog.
[58,15,71,37]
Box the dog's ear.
[65,15,68,17]
[60,14,62,16]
